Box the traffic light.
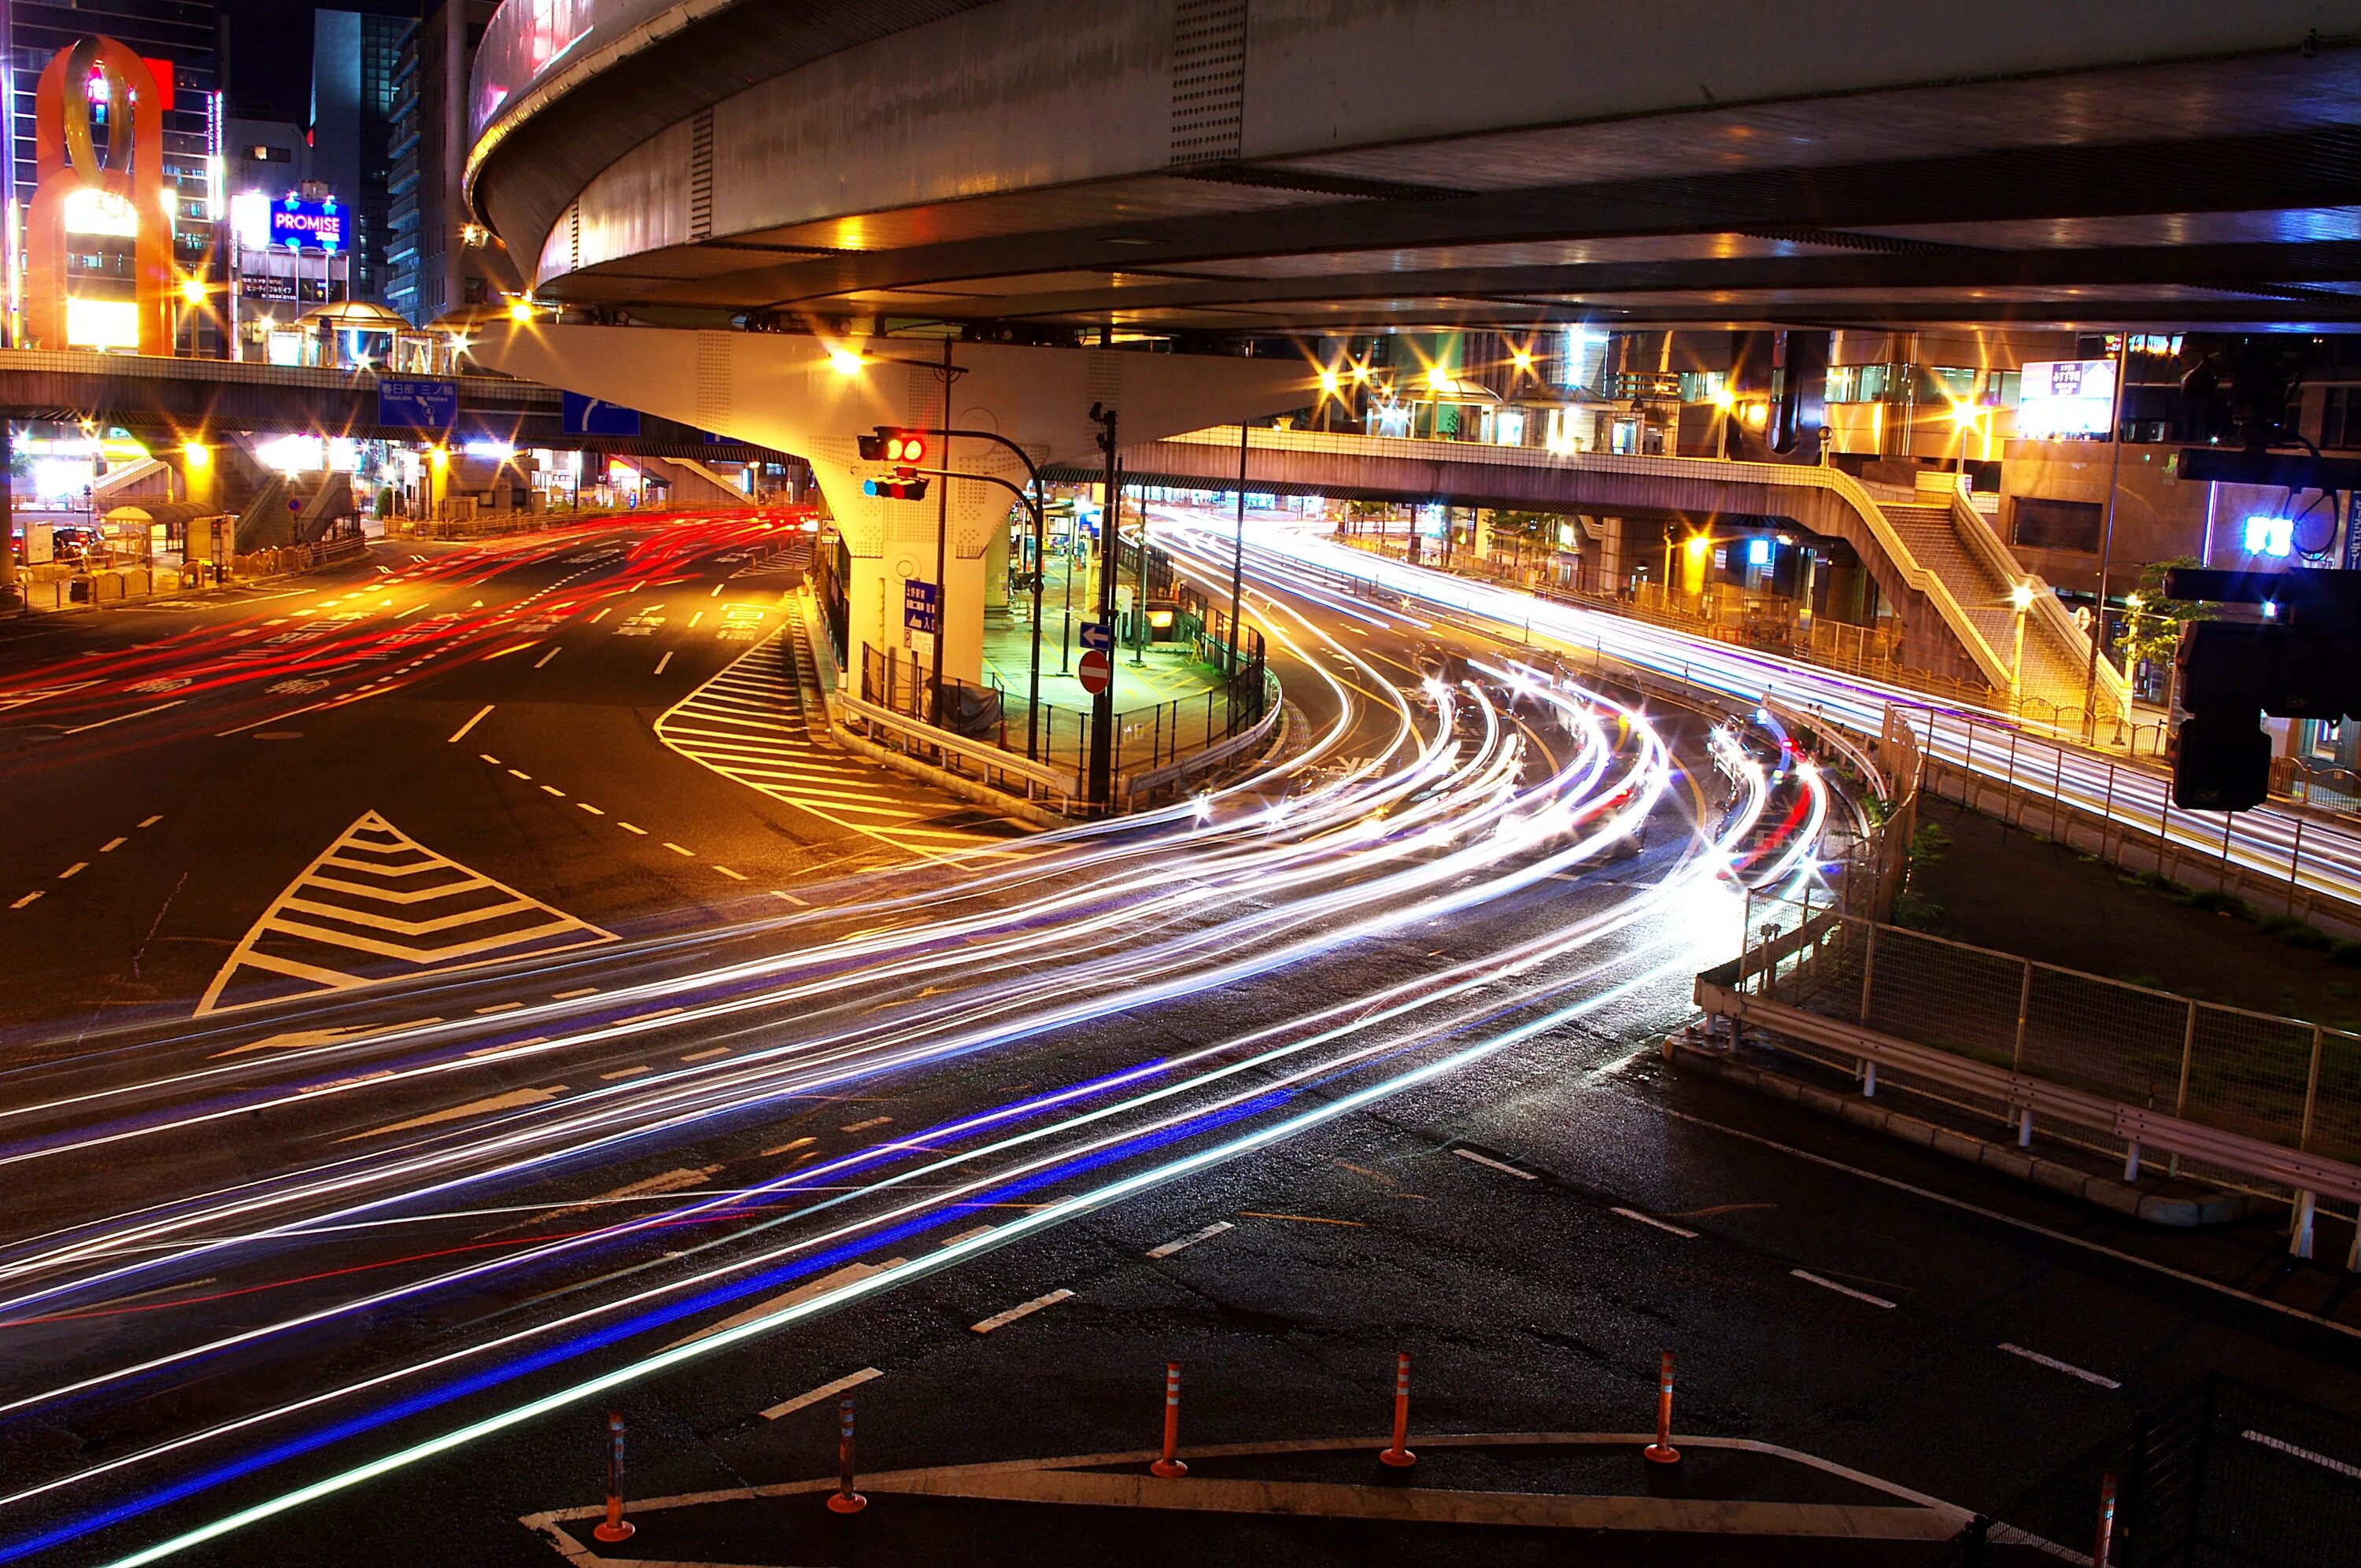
[856,429,927,466]
[862,475,929,500]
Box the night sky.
[221,0,420,121]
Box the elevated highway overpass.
[1088,425,2127,716]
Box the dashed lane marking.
[762,1367,882,1422]
[1998,1344,2119,1389]
[663,842,696,858]
[1610,1207,1699,1239]
[57,863,87,880]
[9,893,42,910]
[682,1047,730,1062]
[1452,1147,1538,1180]
[654,651,674,675]
[1790,1269,1897,1309]
[713,865,747,880]
[64,699,184,735]
[100,837,127,852]
[617,822,648,836]
[139,815,162,828]
[534,647,560,669]
[341,1085,568,1142]
[841,1116,892,1133]
[1147,1220,1234,1259]
[196,811,615,1015]
[970,1288,1073,1334]
[448,705,494,743]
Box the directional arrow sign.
[1080,620,1112,653]
[1077,647,1112,696]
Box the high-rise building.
[384,0,501,326]
[1,0,224,343]
[309,9,405,304]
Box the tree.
[2117,555,2209,673]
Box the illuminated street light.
[829,347,869,375]
[178,278,205,305]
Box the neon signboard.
[269,194,344,252]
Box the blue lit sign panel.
[270,193,345,252]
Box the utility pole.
[1089,403,1119,813]
[2081,331,2130,741]
[1229,422,1248,671]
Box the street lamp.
[2008,581,2035,712]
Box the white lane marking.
[1790,1269,1897,1309]
[448,705,493,743]
[654,652,674,675]
[617,822,648,835]
[589,607,612,624]
[541,784,565,797]
[508,769,532,780]
[533,647,560,669]
[1611,1206,1699,1239]
[341,1085,567,1141]
[841,1116,892,1133]
[970,1287,1074,1334]
[65,699,185,735]
[474,1002,523,1014]
[479,753,500,765]
[663,841,696,857]
[681,1046,730,1062]
[771,891,808,906]
[100,836,127,852]
[1453,1147,1537,1180]
[1999,1344,2120,1389]
[577,802,604,815]
[553,987,600,1000]
[600,1065,651,1080]
[2243,1429,2361,1481]
[1147,1220,1235,1259]
[762,1367,881,1422]
[618,1006,684,1025]
[687,611,704,628]
[9,892,42,910]
[713,865,747,881]
[57,862,87,880]
[710,582,724,598]
[216,702,328,738]
[139,815,162,828]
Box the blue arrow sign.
[562,392,643,437]
[378,378,457,429]
[1080,620,1112,652]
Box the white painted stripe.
[578,802,604,815]
[534,647,560,669]
[1453,1147,1537,1180]
[1790,1269,1897,1309]
[970,1288,1074,1334]
[713,865,748,880]
[1998,1345,2120,1389]
[139,814,162,828]
[2243,1429,2361,1481]
[57,862,87,880]
[100,836,127,852]
[65,699,184,735]
[1147,1220,1235,1259]
[1611,1206,1699,1239]
[447,705,493,743]
[617,822,648,835]
[770,891,808,906]
[681,1046,730,1062]
[655,652,674,675]
[761,1367,881,1422]
[9,892,41,910]
[553,987,599,999]
[663,842,696,858]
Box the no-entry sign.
[1077,647,1112,695]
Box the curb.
[1665,1036,2260,1227]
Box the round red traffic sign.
[1077,647,1112,695]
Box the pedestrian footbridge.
[1099,427,2124,720]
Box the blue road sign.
[903,580,940,634]
[378,378,458,429]
[563,392,643,437]
[1079,620,1113,652]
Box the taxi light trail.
[0,520,1829,1565]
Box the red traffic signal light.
[859,427,926,466]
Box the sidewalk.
[982,551,1229,718]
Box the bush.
[2259,913,2334,950]
[2180,888,2252,918]
[2331,939,2361,970]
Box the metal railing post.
[2301,1023,2325,1152]
[1858,922,1878,1026]
[2289,816,2306,915]
[2011,959,2034,1069]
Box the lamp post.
[2009,581,2035,714]
[2080,331,2131,740]
[892,456,1047,758]
[1088,403,1120,814]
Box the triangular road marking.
[197,811,614,1015]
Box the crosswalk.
[653,611,1029,859]
[198,811,615,1014]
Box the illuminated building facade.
[2,1,221,347]
[24,36,175,351]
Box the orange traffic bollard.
[593,1409,636,1543]
[1378,1351,1416,1468]
[2092,1471,2116,1568]
[826,1396,867,1515]
[1642,1350,1680,1465]
[1151,1361,1188,1478]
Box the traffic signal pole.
[929,335,954,717]
[1089,404,1120,814]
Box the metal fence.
[1733,890,2361,1216]
[1925,1374,2361,1567]
[858,640,1269,777]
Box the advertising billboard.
[2016,359,2118,438]
[269,194,345,252]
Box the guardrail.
[1697,895,2361,1267]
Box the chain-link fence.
[1735,891,2361,1190]
[1925,1374,2361,1567]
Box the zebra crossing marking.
[197,811,615,1015]
[652,618,1029,859]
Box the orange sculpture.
[25,35,173,352]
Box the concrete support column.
[984,507,1011,614]
[1593,515,1633,593]
[0,415,14,606]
